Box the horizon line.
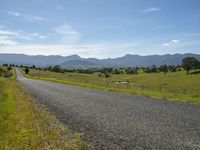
[0,52,199,59]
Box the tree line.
[40,57,200,76]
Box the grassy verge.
[20,68,200,103]
[0,78,91,150]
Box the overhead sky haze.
[0,0,200,58]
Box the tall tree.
[182,57,200,74]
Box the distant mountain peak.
[0,53,200,67]
[68,54,81,57]
[124,54,139,57]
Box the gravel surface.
[16,68,200,150]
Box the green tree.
[104,73,111,78]
[159,65,168,76]
[182,57,200,74]
[32,65,36,69]
[7,67,12,71]
[125,67,138,74]
[25,68,30,74]
[113,69,120,74]
[52,65,62,73]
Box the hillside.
[0,53,200,67]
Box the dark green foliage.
[125,67,138,74]
[7,67,12,71]
[0,67,13,78]
[32,65,36,69]
[25,68,30,74]
[168,65,176,72]
[99,68,113,74]
[159,65,168,75]
[52,65,62,73]
[113,69,121,74]
[105,73,111,78]
[0,68,5,77]
[143,65,158,73]
[182,57,200,74]
[78,69,95,74]
[2,64,8,67]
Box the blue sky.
[0,0,200,58]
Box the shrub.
[25,68,30,74]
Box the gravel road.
[16,68,200,150]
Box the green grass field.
[0,71,91,149]
[23,68,200,103]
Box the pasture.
[24,69,200,103]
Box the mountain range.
[0,53,200,68]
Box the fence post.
[141,85,144,90]
[127,83,129,89]
[184,89,186,95]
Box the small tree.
[3,64,8,66]
[32,65,36,69]
[7,66,12,71]
[159,65,168,76]
[105,73,111,78]
[113,69,120,74]
[25,68,30,74]
[168,65,176,72]
[125,67,138,74]
[52,65,62,73]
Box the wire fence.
[106,82,200,97]
[31,71,200,97]
[63,76,200,97]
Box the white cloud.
[0,30,19,36]
[18,32,46,40]
[38,35,46,39]
[171,40,180,43]
[8,11,21,16]
[54,24,80,36]
[8,11,45,21]
[162,39,180,46]
[0,38,18,46]
[143,7,161,13]
[0,25,46,41]
[162,43,170,46]
[54,24,81,43]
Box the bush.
[105,73,111,78]
[0,67,13,78]
[25,68,30,74]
